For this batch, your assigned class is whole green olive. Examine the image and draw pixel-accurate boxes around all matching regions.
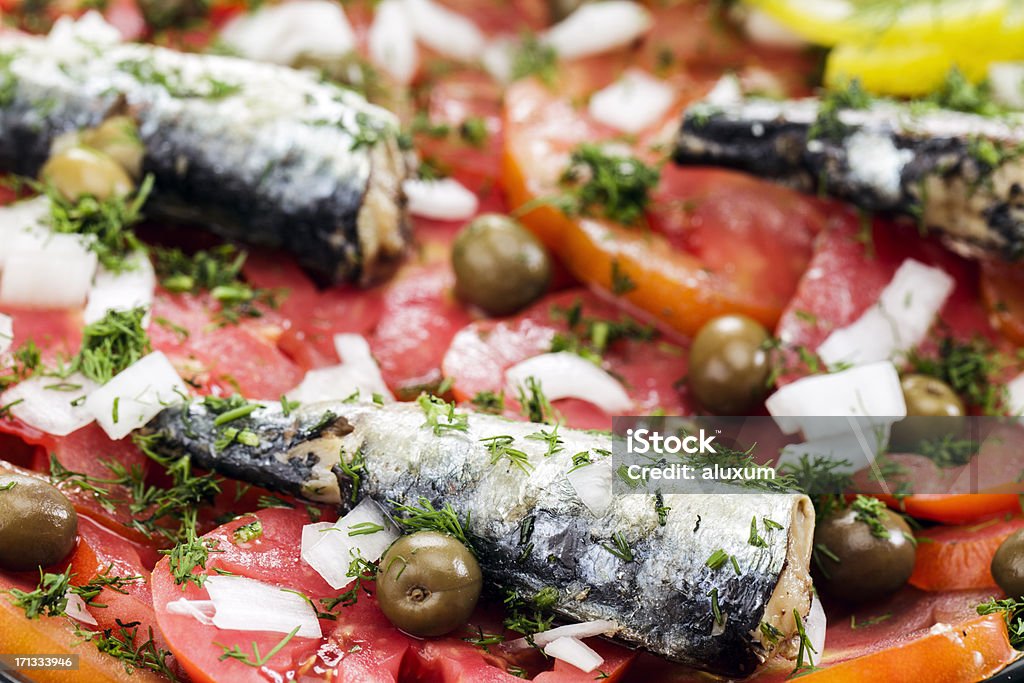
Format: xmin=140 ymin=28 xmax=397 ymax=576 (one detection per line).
xmin=992 ymin=529 xmax=1024 ymax=598
xmin=813 ymin=503 xmax=915 ymax=603
xmin=452 ymin=214 xmax=552 ymax=316
xmin=0 ymin=473 xmax=78 ymax=571
xmin=80 ymin=116 xmax=145 ymax=179
xmin=687 ymin=314 xmax=771 ymax=415
xmin=376 ymin=531 xmax=482 ymax=637
xmin=41 ymin=146 xmax=135 ymax=202
xmin=889 ymin=374 xmax=966 ymax=452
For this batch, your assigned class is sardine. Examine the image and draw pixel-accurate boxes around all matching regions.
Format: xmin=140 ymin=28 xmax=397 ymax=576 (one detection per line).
xmin=0 ymin=18 xmax=411 ymax=284
xmin=144 ymin=399 xmax=815 ymax=677
xmin=674 ymin=97 xmax=1024 ymax=260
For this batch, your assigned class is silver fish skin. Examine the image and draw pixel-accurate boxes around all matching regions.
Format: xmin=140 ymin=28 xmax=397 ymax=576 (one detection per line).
xmin=0 ymin=23 xmax=411 ymax=284
xmin=675 ymin=98 xmax=1024 ymax=261
xmin=144 ymin=400 xmax=815 ymax=678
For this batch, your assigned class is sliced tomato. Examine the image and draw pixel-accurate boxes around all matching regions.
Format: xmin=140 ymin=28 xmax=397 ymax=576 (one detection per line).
xmin=370 ymin=264 xmax=473 ymax=399
xmin=1 ymin=307 xmax=82 ymax=362
xmin=911 ymin=516 xmax=1024 ymax=592
xmin=883 ymin=495 xmax=1024 ymax=525
xmin=502 ymin=80 xmax=823 ymax=337
xmin=981 ymin=260 xmax=1024 ymax=346
xmin=442 ymin=289 xmax=691 ymax=429
xmin=152 ymin=508 xmax=418 ymax=683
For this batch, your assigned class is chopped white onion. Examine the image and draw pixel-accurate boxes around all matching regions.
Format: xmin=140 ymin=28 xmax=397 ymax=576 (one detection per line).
xmin=817 ymin=259 xmax=954 ymax=368
xmin=204 ymin=576 xmax=322 ymax=638
xmin=0 ymin=313 xmax=12 ymax=355
xmin=776 ymin=423 xmax=891 ymax=475
xmin=403 ymin=0 xmax=485 ymax=61
xmin=85 ymin=352 xmax=188 ymax=440
xmin=369 ymin=0 xmax=418 ymax=84
xmin=220 ymin=0 xmax=355 ymax=65
xmin=704 ymin=74 xmax=743 ymax=107
xmin=566 ymin=455 xmax=613 ymax=517
xmin=542 ymin=2 xmax=652 ymax=60
xmin=48 ymin=10 xmax=122 ymax=48
xmin=403 ymin=178 xmax=479 ymax=221
xmin=64 ymin=592 xmax=98 ymax=626
xmin=286 ymin=334 xmax=392 ymax=403
xmin=301 ymin=499 xmax=399 ymax=590
xmin=765 ymin=361 xmax=906 ymax=440
xmin=165 ymin=598 xmax=215 ymax=626
xmin=588 ymin=69 xmax=674 ymax=134
xmin=84 ymin=252 xmax=156 ymax=325
xmin=0 ymin=197 xmax=51 ymax=268
xmin=803 ymin=594 xmax=827 ymax=666
xmin=3 ymin=372 xmax=98 ymax=436
xmin=505 ymin=620 xmax=618 ymax=652
xmin=0 ymin=233 xmax=97 ymax=309
xmin=742 ymin=8 xmax=806 ymax=48
xmin=1009 ymin=372 xmax=1024 ymax=416
xmin=988 ymin=63 xmax=1024 ymax=110
xmin=543 ymin=636 xmax=604 ymax=673
xmin=481 ymin=36 xmax=516 ymax=83
xmin=505 ymin=352 xmax=633 ymax=415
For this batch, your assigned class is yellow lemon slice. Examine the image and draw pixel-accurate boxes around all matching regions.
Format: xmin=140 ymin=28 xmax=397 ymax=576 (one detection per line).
xmin=749 ymin=0 xmax=1008 ymax=48
xmin=824 ymin=42 xmax=991 ymax=96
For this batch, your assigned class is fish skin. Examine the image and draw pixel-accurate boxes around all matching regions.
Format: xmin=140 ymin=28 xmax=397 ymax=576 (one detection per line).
xmin=144 ymin=400 xmax=814 ymax=677
xmin=0 ymin=28 xmax=411 ymax=284
xmin=675 ymin=98 xmax=1024 ymax=261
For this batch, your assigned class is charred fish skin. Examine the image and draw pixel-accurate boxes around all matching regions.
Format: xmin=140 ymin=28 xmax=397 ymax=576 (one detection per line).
xmin=146 ymin=400 xmax=814 ymax=678
xmin=675 ymin=99 xmax=1024 ymax=261
xmin=0 ymin=19 xmax=411 ymax=284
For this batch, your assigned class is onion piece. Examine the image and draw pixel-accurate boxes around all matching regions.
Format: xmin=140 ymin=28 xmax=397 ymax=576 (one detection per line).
xmin=369 ymin=0 xmax=418 ymax=84
xmin=776 ymin=424 xmax=891 ymax=475
xmin=0 ymin=313 xmax=12 ymax=355
xmin=1008 ymin=372 xmax=1024 ymax=416
xmin=742 ymin=8 xmax=806 ymax=48
xmin=84 ymin=252 xmax=155 ymax=325
xmin=204 ymin=576 xmax=322 ymax=638
xmin=48 ymin=10 xmax=122 ymax=48
xmin=403 ymin=0 xmax=485 ymax=61
xmin=0 ymin=233 xmax=97 ymax=309
xmin=3 ymin=372 xmax=98 ymax=436
xmin=403 ymin=178 xmax=479 ymax=221
xmin=989 ymin=63 xmax=1024 ymax=109
xmin=0 ymin=197 xmax=51 ymax=269
xmin=542 ymin=2 xmax=652 ymax=60
xmin=765 ymin=361 xmax=906 ymax=440
xmin=481 ymin=36 xmax=516 ymax=83
xmin=286 ymin=334 xmax=392 ymax=403
xmin=803 ymin=593 xmax=827 ymax=666
xmin=220 ymin=0 xmax=355 ymax=65
xmin=588 ymin=69 xmax=674 ymax=134
xmin=505 ymin=620 xmax=618 ymax=652
xmin=64 ymin=592 xmax=98 ymax=626
xmin=704 ymin=74 xmax=743 ymax=107
xmin=566 ymin=455 xmax=613 ymax=517
xmin=505 ymin=352 xmax=633 ymax=415
xmin=165 ymin=598 xmax=215 ymax=626
xmin=85 ymin=351 xmax=188 ymax=440
xmin=817 ymin=259 xmax=955 ymax=368
xmin=543 ymin=636 xmax=604 ymax=673
xmin=301 ymin=499 xmax=399 ymax=590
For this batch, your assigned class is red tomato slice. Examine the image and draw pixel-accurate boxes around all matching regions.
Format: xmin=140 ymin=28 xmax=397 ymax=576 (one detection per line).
xmin=882 ymin=495 xmax=1024 ymax=526
xmin=1 ymin=307 xmax=82 ymax=362
xmin=981 ymin=260 xmax=1024 ymax=346
xmin=152 ymin=508 xmax=418 ymax=683
xmin=911 ymin=516 xmax=1024 ymax=591
xmin=370 ymin=264 xmax=472 ymax=399
xmin=442 ymin=289 xmax=691 ymax=429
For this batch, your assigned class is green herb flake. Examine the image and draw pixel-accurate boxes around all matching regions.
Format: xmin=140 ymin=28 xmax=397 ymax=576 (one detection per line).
xmin=232 ymin=519 xmax=263 ymax=544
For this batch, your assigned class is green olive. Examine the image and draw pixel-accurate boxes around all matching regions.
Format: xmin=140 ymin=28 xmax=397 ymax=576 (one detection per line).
xmin=80 ymin=116 xmax=145 ymax=179
xmin=452 ymin=214 xmax=552 ymax=316
xmin=376 ymin=531 xmax=482 ymax=637
xmin=687 ymin=314 xmax=771 ymax=415
xmin=992 ymin=529 xmax=1024 ymax=598
xmin=0 ymin=474 xmax=78 ymax=571
xmin=813 ymin=506 xmax=915 ymax=603
xmin=41 ymin=146 xmax=135 ymax=202
xmin=889 ymin=374 xmax=966 ymax=452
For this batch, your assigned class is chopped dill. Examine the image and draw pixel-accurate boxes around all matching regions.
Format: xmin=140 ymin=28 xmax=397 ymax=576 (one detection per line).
xmin=390 ymin=496 xmax=474 ymax=552
xmin=417 ymin=393 xmax=469 ymax=435
xmin=558 ymin=143 xmax=661 ymax=226
xmin=480 ymin=435 xmax=533 ymax=474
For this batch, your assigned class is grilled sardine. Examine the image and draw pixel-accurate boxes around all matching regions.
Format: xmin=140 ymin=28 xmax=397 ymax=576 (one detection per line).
xmin=0 ymin=16 xmax=411 ymax=284
xmin=675 ymin=97 xmax=1024 ymax=260
xmin=144 ymin=399 xmax=815 ymax=677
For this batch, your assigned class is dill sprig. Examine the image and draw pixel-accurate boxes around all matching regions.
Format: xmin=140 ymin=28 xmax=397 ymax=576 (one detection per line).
xmin=550 ymin=301 xmax=655 ymax=363
xmin=850 ymin=495 xmax=891 ymax=539
xmin=6 ymin=567 xmax=72 ymax=619
xmin=417 ymin=394 xmax=469 ymax=435
xmin=510 ymin=33 xmax=558 ymax=85
xmin=906 ymin=335 xmax=1006 ymax=415
xmin=158 ymin=510 xmax=221 ymax=588
xmin=558 ymin=143 xmax=661 ymax=226
xmin=779 ymin=453 xmax=852 ymax=517
xmin=516 ymin=376 xmax=560 ymax=425
xmin=503 ymin=587 xmax=557 ymax=635
xmin=479 ymin=435 xmax=533 ymax=474
xmin=215 ymin=626 xmax=299 ymax=668
xmin=73 ymin=307 xmax=151 ymax=384
xmin=599 ymin=531 xmax=634 ymax=562
xmin=470 ymin=390 xmax=505 ymax=414
xmin=73 ymin=620 xmax=179 ymax=679
xmin=390 ymin=497 xmax=474 ymax=552
xmin=525 ymin=426 xmax=564 ymax=458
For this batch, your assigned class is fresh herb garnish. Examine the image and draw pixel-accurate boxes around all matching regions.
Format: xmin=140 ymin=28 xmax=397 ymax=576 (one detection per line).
xmin=558 ymin=143 xmax=661 ymax=226
xmin=654 ymin=492 xmax=670 ymax=526
xmin=502 ymin=587 xmax=556 ymax=635
xmin=390 ymin=497 xmax=473 ymax=552
xmin=708 ymin=586 xmax=724 ymax=626
xmin=73 ymin=306 xmax=151 ymax=384
xmin=417 ymin=393 xmax=469 ymax=435
xmin=906 ymin=335 xmax=1006 ymax=415
xmin=918 ymin=434 xmax=979 ymax=468
xmin=516 ymin=376 xmax=560 ymax=425
xmin=215 ymin=626 xmax=300 ymax=668
xmin=6 ymin=567 xmax=72 ymax=618
xmin=779 ymin=453 xmax=853 ymax=516
xmin=809 ymin=79 xmax=871 ymax=141
xmin=792 ymin=609 xmax=818 ymax=674
xmin=705 ymin=548 xmax=729 ymax=570
xmin=510 ymin=33 xmax=558 ymax=85
xmin=480 ymin=435 xmax=533 ymax=473
xmin=600 ymin=531 xmax=634 ymax=562
xmin=73 ymin=619 xmax=179 ymax=679
xmin=525 ymin=426 xmax=564 ymax=458
xmin=159 ymin=512 xmax=221 ymax=588
xmin=470 ymin=390 xmax=505 ymax=414
xmin=118 ymin=57 xmax=241 ymax=100
xmin=550 ymin=301 xmax=655 ymax=363
xmin=850 ymin=495 xmax=891 ymax=539
xmin=232 ymin=519 xmax=263 ymax=544
xmin=748 ymin=516 xmax=768 ymax=548
xmin=338 ymin=447 xmax=366 ymax=504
